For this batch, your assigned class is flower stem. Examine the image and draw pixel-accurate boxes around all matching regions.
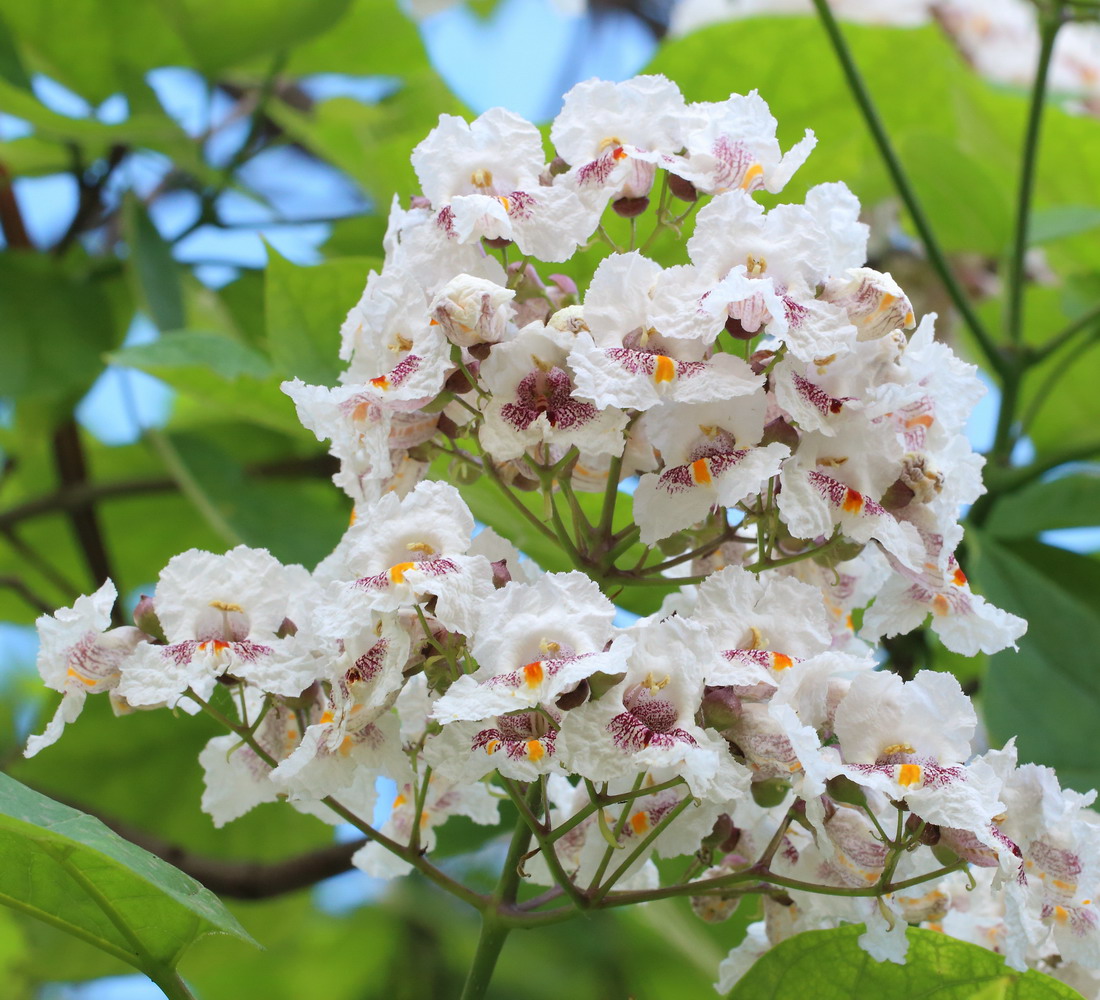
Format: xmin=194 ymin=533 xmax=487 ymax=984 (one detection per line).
xmin=809 ymin=0 xmax=1001 ymax=374
xmin=1005 ymin=3 xmax=1063 ymax=348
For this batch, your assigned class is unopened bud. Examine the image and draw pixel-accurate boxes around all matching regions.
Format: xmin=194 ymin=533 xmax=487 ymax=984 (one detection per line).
xmin=410 ymin=195 xmax=431 ymax=210
xmin=668 ymin=172 xmax=698 ymax=202
xmin=880 ymin=478 xmax=916 ymax=511
xmin=612 ymin=196 xmax=649 ymax=218
xmin=444 ymin=364 xmax=478 ymax=395
xmin=276 ymin=617 xmax=298 ymax=638
xmin=468 ymin=342 xmax=494 ymax=361
xmin=490 ymin=558 xmax=512 ymax=589
xmin=436 ymin=413 xmax=460 ymax=440
xmin=750 ymin=777 xmax=790 ymax=808
xmin=449 ymin=458 xmax=481 ymax=487
xmin=555 ymin=679 xmax=590 ymax=711
xmin=701 ymin=686 xmax=742 ymax=731
xmin=587 ymin=670 xmax=626 ymax=701
xmin=825 ymin=774 xmax=868 ymax=808
xmin=484 ymin=236 xmax=512 ymax=250
xmin=132 ymin=595 xmax=166 ymax=643
xmin=548 ymin=155 xmax=570 ymax=177
xmin=760 ymin=417 xmax=800 ymax=451
xmin=691 ymin=892 xmax=740 ymax=924
xmin=748 ymin=349 xmax=774 ymax=374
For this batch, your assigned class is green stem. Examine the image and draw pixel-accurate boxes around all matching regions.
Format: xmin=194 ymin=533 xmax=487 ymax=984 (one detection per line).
xmin=460 ymin=784 xmax=542 ymax=1000
xmin=1006 ymin=4 xmax=1064 ymax=348
xmin=503 ymin=780 xmax=587 ymax=909
xmin=809 ymin=0 xmax=1001 ymax=374
xmin=1031 ymin=300 xmax=1100 ymax=364
xmin=592 ymin=793 xmax=695 ymax=903
xmin=458 ymin=916 xmax=511 ymax=1000
xmin=477 ymin=445 xmax=560 ymax=546
xmin=184 ymin=689 xmax=487 ymax=911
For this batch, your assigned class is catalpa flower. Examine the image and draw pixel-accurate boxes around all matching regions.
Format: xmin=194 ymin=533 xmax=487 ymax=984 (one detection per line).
xmin=559 ymin=616 xmax=749 ymax=803
xmin=478 ymin=321 xmax=628 ymax=462
xmin=432 ymin=572 xmax=623 ymax=723
xmin=335 ymin=480 xmax=493 ymax=635
xmin=568 ymin=252 xmax=762 ymax=412
xmin=118 ymin=546 xmax=318 ymax=709
xmin=25 ymin=580 xmax=145 ymax=758
xmin=412 ymin=107 xmax=599 ymax=261
xmin=665 ymin=90 xmax=816 ymax=196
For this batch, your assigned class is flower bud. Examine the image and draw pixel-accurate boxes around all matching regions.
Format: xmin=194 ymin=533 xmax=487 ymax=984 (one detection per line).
xmin=750 ymin=777 xmax=790 ymax=808
xmin=760 ymin=417 xmax=800 ymax=452
xmin=490 ymin=558 xmax=512 ymax=589
xmin=725 ymin=315 xmax=755 ymax=341
xmin=132 ymin=595 xmax=166 ymax=643
xmin=484 ymin=236 xmax=513 ymax=249
xmin=612 ymin=196 xmax=649 ymax=218
xmin=444 ymin=364 xmax=479 ymax=395
xmin=555 ymin=679 xmax=590 ymax=711
xmin=701 ymin=685 xmax=742 ymax=731
xmin=668 ymin=172 xmax=698 ymax=202
xmin=825 ymin=774 xmax=868 ymax=808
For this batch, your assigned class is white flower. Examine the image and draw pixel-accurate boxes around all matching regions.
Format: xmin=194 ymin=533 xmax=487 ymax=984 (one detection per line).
xmin=25 ymin=580 xmax=145 ymax=757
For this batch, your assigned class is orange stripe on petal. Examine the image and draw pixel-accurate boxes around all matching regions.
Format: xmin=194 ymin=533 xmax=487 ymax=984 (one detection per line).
xmin=771 ymin=653 xmax=793 ymax=671
xmin=526 ymin=740 xmax=545 ymax=762
xmin=740 ymin=163 xmax=764 ymax=190
xmin=691 ymin=458 xmax=712 ymax=484
xmin=522 ymin=661 xmax=544 ymax=687
xmin=630 ymin=812 xmax=649 ymax=834
xmin=370 ymin=375 xmax=390 ymax=389
xmin=388 ymin=561 xmax=415 ymax=584
xmin=897 ymin=763 xmax=922 ymax=787
xmin=952 ymin=567 xmax=967 ymax=586
xmin=66 ymin=667 xmax=99 ymax=687
xmin=653 ymin=355 xmax=676 ymax=383
xmin=842 ymin=488 xmax=863 ymax=513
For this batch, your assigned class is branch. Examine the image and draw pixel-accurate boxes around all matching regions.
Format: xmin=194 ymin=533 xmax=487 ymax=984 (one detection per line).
xmin=0 ymin=455 xmax=337 ymax=533
xmin=51 ymin=420 xmax=118 ymax=599
xmin=0 ymin=161 xmax=32 ymax=250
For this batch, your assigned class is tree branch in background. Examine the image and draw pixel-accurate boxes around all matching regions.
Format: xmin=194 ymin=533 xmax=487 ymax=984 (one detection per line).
xmin=50 ymin=420 xmax=118 ymax=599
xmin=0 ymin=162 xmax=32 ymax=250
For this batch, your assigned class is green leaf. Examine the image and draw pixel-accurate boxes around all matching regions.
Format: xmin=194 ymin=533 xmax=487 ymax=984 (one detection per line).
xmin=1029 ymin=206 xmax=1100 ymax=245
xmin=726 ymin=924 xmax=1082 ymax=999
xmin=971 ymin=534 xmax=1100 ymax=793
xmin=986 ymin=470 xmax=1100 ymax=538
xmin=0 ymin=12 xmax=30 ymax=90
xmin=0 ymin=773 xmax=256 ymax=975
xmin=264 ymin=252 xmax=379 ymax=385
xmin=123 ymin=196 xmax=185 ymax=332
xmin=0 ymin=254 xmax=118 ymax=401
xmin=283 ymin=0 xmax=426 ymax=78
xmin=268 ymin=72 xmax=467 ymax=205
xmin=153 ymin=0 xmax=353 ymax=75
xmin=110 ymin=330 xmax=272 ymax=381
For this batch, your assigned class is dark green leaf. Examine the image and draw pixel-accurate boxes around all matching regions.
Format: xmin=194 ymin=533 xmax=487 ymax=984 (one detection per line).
xmin=986 ymin=471 xmax=1100 ymax=538
xmin=971 ymin=534 xmax=1100 ymax=793
xmin=0 ymin=773 xmax=256 ymax=970
xmin=123 ymin=196 xmax=185 ymax=332
xmin=0 ymin=254 xmax=118 ymax=401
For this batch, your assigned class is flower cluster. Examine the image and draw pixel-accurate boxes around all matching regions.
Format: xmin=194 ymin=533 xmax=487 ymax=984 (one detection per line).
xmin=26 ymin=75 xmax=1094 ymax=994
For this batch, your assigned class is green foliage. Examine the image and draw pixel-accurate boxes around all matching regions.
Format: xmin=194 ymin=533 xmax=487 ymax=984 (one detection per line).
xmin=725 ymin=925 xmax=1082 ymax=999
xmin=0 ymin=772 xmax=256 ymax=977
xmin=972 ymin=534 xmax=1100 ymax=793
xmin=264 ymin=252 xmax=380 ymax=384
xmin=985 ymin=472 xmax=1100 ymax=538
xmin=0 ymin=254 xmax=120 ymax=402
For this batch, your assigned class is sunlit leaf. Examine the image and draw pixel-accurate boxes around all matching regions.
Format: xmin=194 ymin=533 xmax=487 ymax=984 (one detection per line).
xmin=727 ymin=924 xmax=1082 ymax=999
xmin=0 ymin=773 xmax=256 ymax=972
